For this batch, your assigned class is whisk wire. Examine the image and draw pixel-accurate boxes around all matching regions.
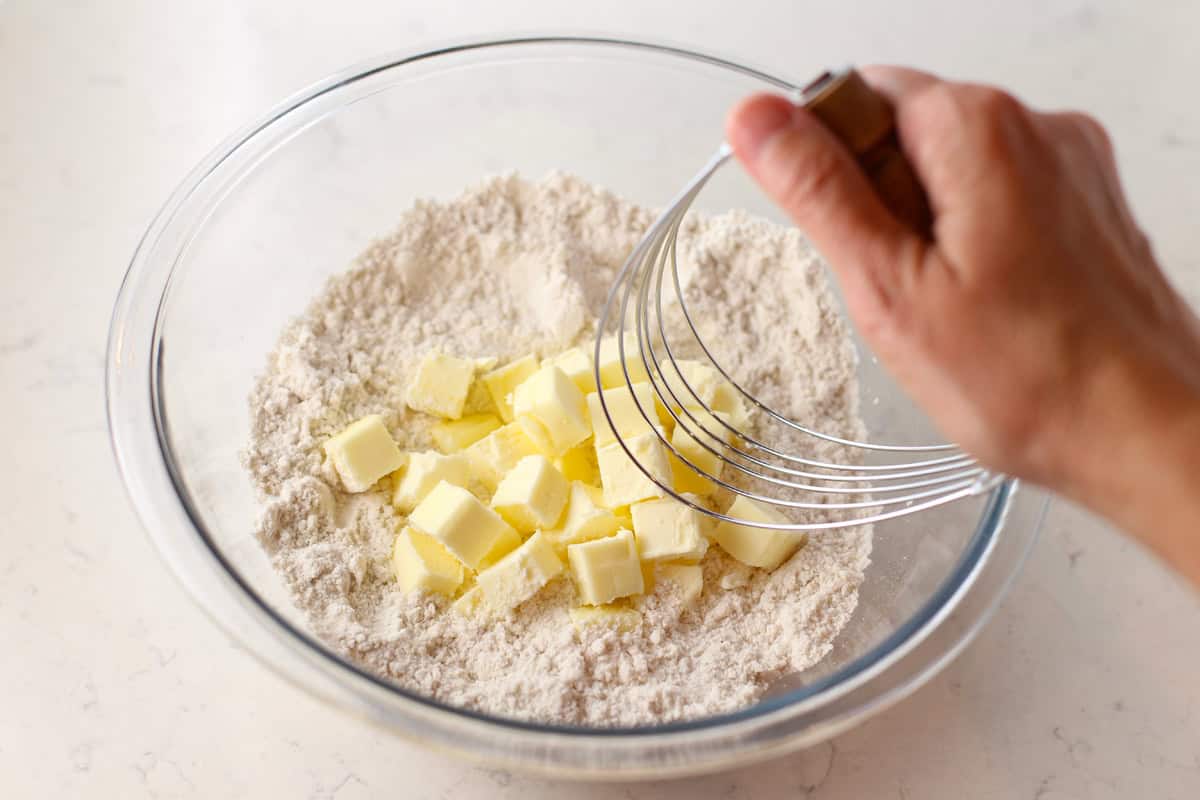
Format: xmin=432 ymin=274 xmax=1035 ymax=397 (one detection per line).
xmin=595 ymin=114 xmax=1007 ymax=531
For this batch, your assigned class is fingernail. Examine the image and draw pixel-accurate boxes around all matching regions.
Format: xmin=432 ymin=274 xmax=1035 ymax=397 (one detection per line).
xmin=730 ymin=97 xmax=795 ymax=162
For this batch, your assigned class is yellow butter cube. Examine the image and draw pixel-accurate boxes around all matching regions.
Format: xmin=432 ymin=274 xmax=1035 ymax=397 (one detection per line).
xmin=555 ymin=442 xmax=599 ymax=486
xmin=596 ymin=428 xmax=671 ymax=508
xmin=597 ymin=334 xmax=650 ymax=389
xmin=461 ymin=376 xmax=498 ymax=416
xmin=392 ymin=451 xmax=471 ymax=513
xmin=669 ymin=454 xmax=709 ymax=496
xmin=545 ymin=346 xmax=596 ymax=394
xmin=476 ymin=525 xmax=522 ymax=571
xmin=713 ymin=496 xmax=807 ymax=570
xmin=392 ymin=527 xmax=465 ymax=596
xmin=711 ymin=381 xmax=751 ymax=429
xmin=568 ymin=529 xmax=645 ymax=605
xmin=659 ymin=359 xmax=720 ymax=409
xmin=322 ymin=415 xmax=405 ymax=493
xmin=491 ymin=454 xmax=569 ymax=533
xmin=454 ymin=586 xmax=481 ymax=613
xmin=409 ymin=481 xmax=517 ymax=570
xmin=476 ymin=531 xmax=564 ymax=611
xmin=464 ymin=422 xmax=542 ymax=490
xmin=482 ymin=354 xmax=539 ymax=423
xmin=640 ymin=560 xmax=656 ymax=593
xmin=568 ymin=604 xmax=641 ymax=633
xmin=669 ymin=410 xmax=733 ymax=495
xmin=430 ymin=413 xmax=501 ymax=453
xmin=580 ymin=482 xmax=607 ymax=507
xmin=659 ymin=358 xmax=750 ymax=429
xmin=451 ymin=585 xmax=488 ymax=618
xmin=512 ymin=365 xmax=591 ymax=456
xmin=406 ymin=352 xmax=476 ymax=419
xmin=630 ymin=497 xmax=709 ymax=561
xmin=545 ymin=482 xmax=624 ymax=556
xmin=587 ymin=382 xmax=665 ymax=448
xmin=660 ymin=358 xmax=744 ymax=410
xmin=615 ymin=510 xmax=635 ymax=541
xmin=656 ymin=563 xmax=703 ymax=605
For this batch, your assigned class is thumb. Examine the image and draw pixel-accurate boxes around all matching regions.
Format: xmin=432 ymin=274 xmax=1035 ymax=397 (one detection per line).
xmin=726 ymin=93 xmax=922 ymax=306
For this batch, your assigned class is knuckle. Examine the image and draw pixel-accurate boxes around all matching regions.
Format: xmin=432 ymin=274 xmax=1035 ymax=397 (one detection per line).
xmin=856 ymin=290 xmax=910 ymax=360
xmin=907 ymin=82 xmax=962 ymax=127
xmin=860 ymin=243 xmax=928 ymax=342
xmin=905 ymin=83 xmax=1028 ymax=162
xmin=907 ymin=83 xmax=1026 ymax=130
xmin=970 ymin=86 xmax=1024 ymax=121
xmin=853 ymin=301 xmax=894 ymax=344
xmin=965 ymin=88 xmax=1030 ymax=160
xmin=1070 ymin=111 xmax=1114 ymax=153
xmin=1067 ymin=110 xmax=1104 ymax=136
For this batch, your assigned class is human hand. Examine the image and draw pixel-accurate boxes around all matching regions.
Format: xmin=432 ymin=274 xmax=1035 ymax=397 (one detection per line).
xmin=726 ymin=66 xmax=1200 ymax=582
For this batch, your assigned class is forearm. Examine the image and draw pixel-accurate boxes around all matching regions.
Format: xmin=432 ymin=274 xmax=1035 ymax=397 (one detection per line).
xmin=1106 ymin=412 xmax=1200 ymax=586
xmin=1060 ymin=349 xmax=1200 ymax=586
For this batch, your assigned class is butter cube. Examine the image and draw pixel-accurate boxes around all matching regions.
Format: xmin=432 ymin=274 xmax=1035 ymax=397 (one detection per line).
xmin=597 ymin=334 xmax=650 ymax=389
xmin=512 ymin=365 xmax=591 ymax=456
xmin=409 ymin=481 xmax=517 ymax=570
xmin=640 ymin=560 xmax=656 ymax=593
xmin=568 ymin=529 xmax=644 ymax=605
xmin=545 ymin=347 xmax=596 ymax=394
xmin=476 ymin=531 xmax=564 ymax=611
xmin=630 ymin=497 xmax=709 ymax=562
xmin=555 ymin=442 xmax=599 ymax=486
xmin=545 ymin=482 xmax=624 ymax=555
xmin=587 ymin=382 xmax=664 ymax=448
xmin=659 ymin=358 xmax=750 ymax=429
xmin=669 ymin=410 xmax=733 ymax=495
xmin=476 ymin=525 xmax=522 ymax=571
xmin=430 ymin=413 xmax=501 ymax=453
xmin=406 ymin=352 xmax=475 ymax=419
xmin=668 ymin=454 xmax=709 ymax=496
xmin=616 ymin=510 xmax=635 ymax=539
xmin=482 ymin=354 xmax=539 ymax=423
xmin=464 ymin=423 xmax=542 ymax=490
xmin=392 ymin=451 xmax=471 ymax=513
xmin=452 ymin=585 xmax=486 ymax=617
xmin=462 ymin=375 xmax=498 ymax=416
xmin=711 ymin=381 xmax=751 ymax=429
xmin=392 ymin=527 xmax=465 ymax=596
xmin=569 ymin=605 xmax=641 ymax=633
xmin=580 ymin=482 xmax=606 ymax=507
xmin=491 ymin=455 xmax=569 ymax=533
xmin=656 ymin=563 xmax=703 ymax=605
xmin=323 ymin=415 xmax=405 ymax=493
xmin=659 ymin=359 xmax=720 ymax=409
xmin=713 ymin=496 xmax=807 ymax=570
xmin=596 ymin=428 xmax=671 ymax=508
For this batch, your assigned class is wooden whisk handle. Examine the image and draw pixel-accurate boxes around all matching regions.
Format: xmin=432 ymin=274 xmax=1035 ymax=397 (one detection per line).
xmin=801 ymin=68 xmax=934 ymax=236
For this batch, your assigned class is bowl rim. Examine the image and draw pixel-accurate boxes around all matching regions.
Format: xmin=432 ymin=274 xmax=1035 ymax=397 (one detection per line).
xmin=106 ymin=34 xmax=1045 ymax=771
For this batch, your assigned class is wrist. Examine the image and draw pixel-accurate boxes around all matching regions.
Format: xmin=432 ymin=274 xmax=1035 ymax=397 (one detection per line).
xmin=1061 ymin=341 xmax=1200 ymax=583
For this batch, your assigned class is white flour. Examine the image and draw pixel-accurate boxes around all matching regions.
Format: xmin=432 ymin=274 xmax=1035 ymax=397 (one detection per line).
xmin=243 ymin=173 xmax=871 ymax=726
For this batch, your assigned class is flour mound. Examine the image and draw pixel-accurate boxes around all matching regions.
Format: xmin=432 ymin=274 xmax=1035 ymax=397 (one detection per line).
xmin=244 ymin=173 xmax=871 ymax=726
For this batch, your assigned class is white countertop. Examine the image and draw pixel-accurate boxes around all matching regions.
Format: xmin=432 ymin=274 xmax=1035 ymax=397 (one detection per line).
xmin=3 ymin=1 xmax=1199 ymax=796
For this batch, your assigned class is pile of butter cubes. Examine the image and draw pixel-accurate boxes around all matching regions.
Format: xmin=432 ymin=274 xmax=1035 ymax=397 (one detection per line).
xmin=320 ymin=341 xmax=807 ymax=629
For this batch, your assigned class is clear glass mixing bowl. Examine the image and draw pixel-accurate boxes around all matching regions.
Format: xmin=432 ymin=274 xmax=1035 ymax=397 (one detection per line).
xmin=106 ymin=37 xmax=1047 ymax=778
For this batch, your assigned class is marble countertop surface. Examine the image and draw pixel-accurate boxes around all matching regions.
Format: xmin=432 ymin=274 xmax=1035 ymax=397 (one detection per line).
xmin=3 ymin=0 xmax=1198 ymax=796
